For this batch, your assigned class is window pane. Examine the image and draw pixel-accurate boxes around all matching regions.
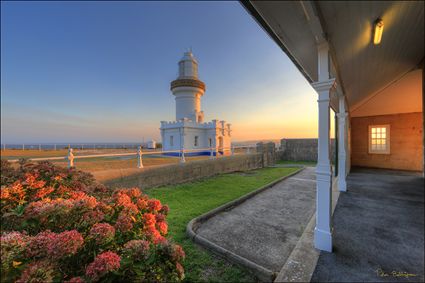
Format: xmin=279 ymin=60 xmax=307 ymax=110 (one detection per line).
xmin=372 ymin=139 xmax=376 ymax=145
xmin=372 ymin=128 xmax=376 ymax=133
xmin=372 ymin=133 xmax=376 ymax=138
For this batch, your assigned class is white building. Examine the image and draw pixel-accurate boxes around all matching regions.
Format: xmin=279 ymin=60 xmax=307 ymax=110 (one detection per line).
xmin=146 ymin=140 xmax=156 ymax=149
xmin=160 ymin=51 xmax=232 ymax=156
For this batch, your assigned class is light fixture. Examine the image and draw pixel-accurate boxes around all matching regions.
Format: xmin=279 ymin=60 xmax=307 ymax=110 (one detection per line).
xmin=373 ymin=18 xmax=384 ymax=45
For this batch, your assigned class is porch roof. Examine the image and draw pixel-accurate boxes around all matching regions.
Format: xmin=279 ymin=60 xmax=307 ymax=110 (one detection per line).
xmin=241 ymin=1 xmax=424 ymax=111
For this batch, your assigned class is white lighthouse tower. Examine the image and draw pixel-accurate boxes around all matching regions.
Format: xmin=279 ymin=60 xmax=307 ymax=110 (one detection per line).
xmin=160 ymin=51 xmax=232 ymax=156
xmin=172 ymin=51 xmax=206 ymax=123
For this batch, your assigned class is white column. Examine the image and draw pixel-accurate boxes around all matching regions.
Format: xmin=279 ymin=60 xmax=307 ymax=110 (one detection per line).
xmin=337 ymin=95 xmax=348 ymax=192
xmin=67 ymin=148 xmax=74 ymax=168
xmin=180 ymin=149 xmax=186 ymax=163
xmin=312 ymin=79 xmax=336 ymax=252
xmin=137 ymin=146 xmax=143 ymax=169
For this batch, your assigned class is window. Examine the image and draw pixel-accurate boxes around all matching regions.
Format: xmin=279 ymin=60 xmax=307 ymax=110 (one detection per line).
xmin=208 ymin=138 xmax=212 ymax=147
xmin=368 ymin=125 xmax=390 ymax=154
xmin=170 ymin=136 xmax=174 ymax=146
xmin=194 ymin=136 xmax=198 ymax=147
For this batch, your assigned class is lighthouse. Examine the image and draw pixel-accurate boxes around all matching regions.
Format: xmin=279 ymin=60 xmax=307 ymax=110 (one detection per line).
xmin=171 ymin=51 xmax=206 ymax=122
xmin=160 ymin=51 xmax=232 ymax=156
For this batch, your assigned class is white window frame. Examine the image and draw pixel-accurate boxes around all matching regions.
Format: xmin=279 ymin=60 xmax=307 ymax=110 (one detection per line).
xmin=368 ymin=125 xmax=390 ymax=154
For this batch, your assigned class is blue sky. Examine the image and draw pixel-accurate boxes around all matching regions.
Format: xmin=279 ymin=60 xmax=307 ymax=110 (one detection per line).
xmin=1 ymin=1 xmax=318 ymax=143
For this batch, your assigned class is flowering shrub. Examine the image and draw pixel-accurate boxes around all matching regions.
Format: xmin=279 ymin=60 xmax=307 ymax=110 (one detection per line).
xmin=1 ymin=160 xmax=185 ymax=282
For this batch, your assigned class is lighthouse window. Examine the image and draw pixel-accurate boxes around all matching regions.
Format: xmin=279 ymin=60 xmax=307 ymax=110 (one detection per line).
xmin=170 ymin=136 xmax=174 ymax=146
xmin=194 ymin=136 xmax=199 ymax=147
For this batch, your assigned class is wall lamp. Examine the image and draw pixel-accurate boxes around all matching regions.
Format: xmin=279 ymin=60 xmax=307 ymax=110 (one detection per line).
xmin=373 ymin=18 xmax=384 ymax=45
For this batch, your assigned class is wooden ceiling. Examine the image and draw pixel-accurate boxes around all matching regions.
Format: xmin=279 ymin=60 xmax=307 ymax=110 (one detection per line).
xmin=242 ymin=1 xmax=424 ymax=109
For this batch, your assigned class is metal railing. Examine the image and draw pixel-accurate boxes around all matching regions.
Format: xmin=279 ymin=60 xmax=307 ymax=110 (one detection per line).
xmin=1 ymin=143 xmax=149 ymax=151
xmin=6 ymin=145 xmax=258 ymax=169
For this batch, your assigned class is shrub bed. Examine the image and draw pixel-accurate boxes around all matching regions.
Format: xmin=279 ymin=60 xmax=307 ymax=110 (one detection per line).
xmin=0 ymin=160 xmax=185 ymax=282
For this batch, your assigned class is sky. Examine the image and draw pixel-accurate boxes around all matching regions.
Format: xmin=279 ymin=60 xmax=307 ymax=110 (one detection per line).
xmin=1 ymin=1 xmax=321 ymax=144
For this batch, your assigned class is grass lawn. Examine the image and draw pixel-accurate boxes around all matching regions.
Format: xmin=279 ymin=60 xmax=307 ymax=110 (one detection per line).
xmin=276 ymin=160 xmax=317 ymax=166
xmin=145 ymin=167 xmax=299 ymax=282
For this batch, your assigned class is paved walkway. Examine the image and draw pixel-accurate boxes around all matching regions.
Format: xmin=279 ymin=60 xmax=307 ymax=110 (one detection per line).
xmin=196 ymin=167 xmax=317 ymax=275
xmin=311 ymin=168 xmax=424 ymax=282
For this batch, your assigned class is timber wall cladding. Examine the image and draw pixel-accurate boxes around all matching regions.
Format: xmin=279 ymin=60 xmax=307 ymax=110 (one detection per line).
xmin=350 ymin=112 xmax=423 ymax=171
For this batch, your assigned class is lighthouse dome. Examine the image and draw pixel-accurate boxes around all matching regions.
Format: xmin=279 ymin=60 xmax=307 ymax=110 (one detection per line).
xmin=180 ymin=51 xmax=198 ymax=64
xmin=178 ymin=51 xmax=199 ymax=78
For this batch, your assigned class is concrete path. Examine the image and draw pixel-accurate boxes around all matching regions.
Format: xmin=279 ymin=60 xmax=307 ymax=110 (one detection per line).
xmin=195 ymin=167 xmax=317 ymax=278
xmin=311 ymin=168 xmax=424 ymax=282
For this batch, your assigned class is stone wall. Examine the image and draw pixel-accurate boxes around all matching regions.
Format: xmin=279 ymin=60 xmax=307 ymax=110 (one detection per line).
xmin=93 ymin=142 xmax=276 ymax=189
xmin=279 ymin=138 xmax=335 ymax=163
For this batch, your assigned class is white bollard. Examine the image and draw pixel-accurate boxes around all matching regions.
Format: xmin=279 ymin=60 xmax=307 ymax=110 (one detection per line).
xmin=22 ymin=144 xmax=25 ymax=151
xmin=137 ymin=146 xmax=144 ymax=168
xmin=180 ymin=149 xmax=186 ymax=163
xmin=67 ymin=148 xmax=75 ymax=168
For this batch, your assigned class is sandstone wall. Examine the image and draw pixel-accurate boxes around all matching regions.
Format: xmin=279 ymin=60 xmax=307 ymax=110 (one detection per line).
xmin=93 ymin=142 xmax=276 ymax=189
xmin=279 ymin=138 xmax=335 ymax=163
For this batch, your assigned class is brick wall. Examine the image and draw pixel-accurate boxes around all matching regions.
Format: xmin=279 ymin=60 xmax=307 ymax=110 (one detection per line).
xmin=351 ymin=112 xmax=423 ymax=171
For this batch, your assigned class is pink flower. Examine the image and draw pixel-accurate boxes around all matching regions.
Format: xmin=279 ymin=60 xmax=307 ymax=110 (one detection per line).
xmin=27 ymin=230 xmax=84 ymax=259
xmin=144 ymin=225 xmax=165 ymax=244
xmin=157 ymin=221 xmax=168 ymax=235
xmin=127 ymin=188 xmax=142 ymax=198
xmin=47 ymin=230 xmax=84 ymax=259
xmin=115 ymin=191 xmax=138 ymax=212
xmin=172 ymin=244 xmax=186 ymax=262
xmin=16 ymin=260 xmax=55 ymax=283
xmin=85 ymin=251 xmax=121 ymax=281
xmin=27 ymin=230 xmax=56 ymax=258
xmin=32 ymin=186 xmax=55 ymax=200
xmin=1 ymin=231 xmax=29 ymax=271
xmin=65 ymin=277 xmax=85 ymax=283
xmin=147 ymin=199 xmax=162 ymax=212
xmin=143 ymin=213 xmax=156 ymax=227
xmin=24 ymin=173 xmax=46 ymax=189
xmin=89 ymin=223 xmax=115 ymax=245
xmin=82 ymin=210 xmax=105 ymax=225
xmin=123 ymin=240 xmax=150 ymax=260
xmin=176 ymin=262 xmax=185 ymax=280
xmin=136 ymin=198 xmax=147 ymax=210
xmin=159 ymin=205 xmax=169 ymax=215
xmin=114 ymin=211 xmax=134 ymax=232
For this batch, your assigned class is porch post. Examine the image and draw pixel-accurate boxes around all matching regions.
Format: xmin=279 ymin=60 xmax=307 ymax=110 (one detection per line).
xmin=312 ymin=79 xmax=335 ymax=252
xmin=337 ymin=95 xmax=348 ymax=192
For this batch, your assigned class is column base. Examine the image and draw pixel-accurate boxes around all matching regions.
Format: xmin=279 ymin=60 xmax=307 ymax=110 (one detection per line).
xmin=338 ymin=177 xmax=347 ymax=192
xmin=314 ymin=227 xmax=332 ymax=252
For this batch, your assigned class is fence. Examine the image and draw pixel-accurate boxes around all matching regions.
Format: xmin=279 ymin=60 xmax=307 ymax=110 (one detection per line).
xmin=95 ymin=142 xmax=277 ymax=189
xmin=6 ymin=145 xmax=260 ymax=170
xmin=1 ymin=143 xmax=147 ymax=151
